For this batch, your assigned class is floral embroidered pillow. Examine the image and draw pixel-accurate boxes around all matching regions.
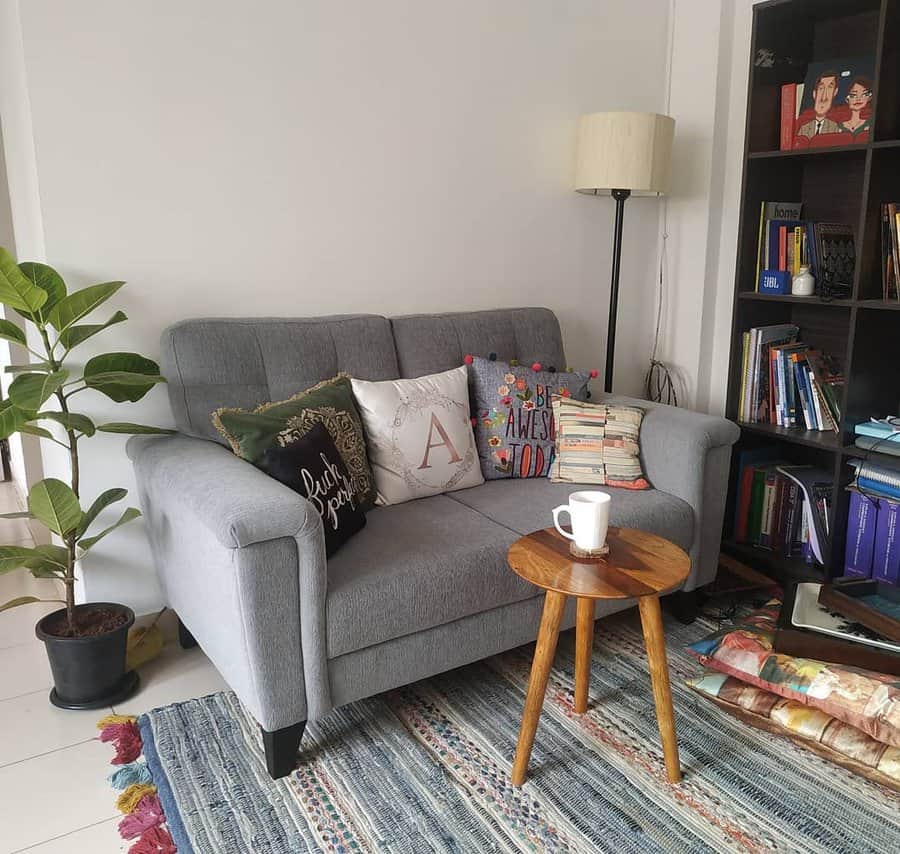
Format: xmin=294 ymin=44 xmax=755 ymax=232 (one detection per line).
xmin=467 ymin=356 xmax=590 ymax=479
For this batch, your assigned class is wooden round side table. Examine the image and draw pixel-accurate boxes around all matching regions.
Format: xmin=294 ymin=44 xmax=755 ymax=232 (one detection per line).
xmin=507 ymin=526 xmax=691 ymax=786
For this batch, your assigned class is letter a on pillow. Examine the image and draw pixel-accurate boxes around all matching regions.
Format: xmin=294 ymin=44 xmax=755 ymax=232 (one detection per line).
xmin=351 ymin=366 xmax=484 ymax=505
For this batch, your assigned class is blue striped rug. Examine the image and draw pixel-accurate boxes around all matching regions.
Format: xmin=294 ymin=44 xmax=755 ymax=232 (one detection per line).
xmin=129 ymin=608 xmax=900 ymax=853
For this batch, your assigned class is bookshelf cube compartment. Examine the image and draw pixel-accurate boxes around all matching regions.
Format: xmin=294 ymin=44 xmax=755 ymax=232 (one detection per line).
xmin=728 ymin=298 xmax=851 ymax=429
xmin=748 ymin=0 xmax=881 ymax=154
xmin=856 ymin=146 xmax=900 ymax=300
xmin=845 ymin=308 xmax=900 ymax=427
xmin=738 ymin=152 xmax=865 ymax=295
xmin=723 ymin=435 xmax=838 ymax=581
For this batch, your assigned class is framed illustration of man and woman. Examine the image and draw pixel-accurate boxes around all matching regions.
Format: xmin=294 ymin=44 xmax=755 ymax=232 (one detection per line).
xmin=793 ymin=56 xmax=875 ymax=149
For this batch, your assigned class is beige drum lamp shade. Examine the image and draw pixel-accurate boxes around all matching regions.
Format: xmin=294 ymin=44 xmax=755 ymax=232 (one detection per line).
xmin=575 ymin=112 xmax=675 ymax=196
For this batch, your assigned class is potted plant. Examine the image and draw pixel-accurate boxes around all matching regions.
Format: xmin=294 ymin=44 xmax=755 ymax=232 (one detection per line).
xmin=0 ymin=248 xmax=172 ymax=708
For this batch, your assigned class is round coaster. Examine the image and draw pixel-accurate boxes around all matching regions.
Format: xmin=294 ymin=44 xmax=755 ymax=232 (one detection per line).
xmin=569 ymin=541 xmax=609 ymax=559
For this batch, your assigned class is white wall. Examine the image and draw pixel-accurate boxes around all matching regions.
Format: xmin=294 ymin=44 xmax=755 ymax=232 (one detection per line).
xmin=2 ymin=0 xmax=674 ymax=613
xmin=0 ymin=0 xmax=48 ymax=505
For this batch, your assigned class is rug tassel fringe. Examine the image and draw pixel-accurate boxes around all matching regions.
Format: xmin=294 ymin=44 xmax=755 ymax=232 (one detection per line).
xmin=99 ymin=720 xmax=143 ymax=764
xmin=119 ymin=793 xmax=166 ymax=839
xmin=128 ymin=825 xmax=177 ymax=854
xmin=98 ymin=713 xmax=176 ymax=852
xmin=97 ymin=713 xmax=138 ymax=728
xmin=109 ymin=761 xmax=153 ymax=789
xmin=117 ymin=783 xmax=158 ymax=814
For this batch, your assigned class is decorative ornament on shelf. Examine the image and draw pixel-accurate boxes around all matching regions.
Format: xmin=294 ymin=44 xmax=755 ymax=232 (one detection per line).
xmin=792 ymin=265 xmax=815 ymax=297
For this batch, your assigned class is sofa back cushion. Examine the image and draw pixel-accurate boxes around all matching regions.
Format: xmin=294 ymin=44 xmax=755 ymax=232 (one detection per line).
xmin=161 ymin=315 xmax=399 ymax=440
xmin=390 ymin=308 xmax=566 ymax=379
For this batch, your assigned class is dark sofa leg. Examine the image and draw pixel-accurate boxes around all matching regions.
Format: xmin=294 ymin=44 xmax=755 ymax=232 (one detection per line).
xmin=177 ymin=617 xmax=198 ymax=650
xmin=261 ymin=721 xmax=306 ymax=779
xmin=668 ymin=590 xmax=699 ymax=625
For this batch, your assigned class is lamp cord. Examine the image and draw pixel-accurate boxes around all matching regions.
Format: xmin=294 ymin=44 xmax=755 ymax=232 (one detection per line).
xmin=645 ymin=0 xmax=679 ymax=406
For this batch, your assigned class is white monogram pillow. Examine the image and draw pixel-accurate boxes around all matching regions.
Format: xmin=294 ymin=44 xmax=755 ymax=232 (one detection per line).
xmin=351 ymin=366 xmax=484 ymax=505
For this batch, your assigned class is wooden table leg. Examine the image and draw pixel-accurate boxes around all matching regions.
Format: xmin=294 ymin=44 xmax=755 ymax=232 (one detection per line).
xmin=511 ymin=590 xmax=566 ymax=786
xmin=637 ymin=594 xmax=682 ymax=783
xmin=574 ymin=597 xmax=595 ymax=714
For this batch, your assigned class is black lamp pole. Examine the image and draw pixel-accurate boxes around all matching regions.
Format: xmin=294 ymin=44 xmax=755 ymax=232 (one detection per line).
xmin=604 ymin=188 xmax=631 ymax=394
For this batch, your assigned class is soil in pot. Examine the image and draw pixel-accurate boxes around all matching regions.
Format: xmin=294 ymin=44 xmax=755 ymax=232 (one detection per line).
xmin=41 ymin=605 xmax=129 ymax=638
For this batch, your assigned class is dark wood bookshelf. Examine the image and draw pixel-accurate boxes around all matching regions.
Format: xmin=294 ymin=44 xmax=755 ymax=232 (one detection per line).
xmin=723 ymin=0 xmax=900 ymax=584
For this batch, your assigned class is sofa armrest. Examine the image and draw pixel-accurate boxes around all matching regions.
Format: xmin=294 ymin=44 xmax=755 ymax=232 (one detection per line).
xmin=126 ymin=434 xmax=321 ymax=549
xmin=127 ymin=434 xmax=330 ymax=730
xmin=601 ymin=395 xmax=740 ymax=590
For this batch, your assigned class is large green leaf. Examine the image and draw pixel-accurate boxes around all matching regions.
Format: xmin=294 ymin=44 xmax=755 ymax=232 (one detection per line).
xmin=82 ymin=352 xmax=165 ymax=402
xmin=0 ymin=318 xmax=27 ymax=347
xmin=59 ymin=310 xmax=127 ymax=351
xmin=36 ymin=411 xmax=96 ymax=436
xmin=78 ymin=506 xmax=140 ymax=551
xmin=0 ymin=248 xmax=48 ymax=314
xmin=77 ymin=487 xmax=126 ymax=537
xmin=24 ymin=544 xmax=70 ymax=576
xmin=0 ymin=545 xmax=41 ymax=573
xmin=96 ymin=422 xmax=175 ymax=435
xmin=46 ymin=281 xmax=124 ymax=332
xmin=8 ymin=370 xmax=68 ymax=410
xmin=27 ymin=478 xmax=82 ymax=536
xmin=0 ymin=596 xmax=64 ymax=613
xmin=17 ymin=262 xmax=66 ymax=319
xmin=0 ymin=400 xmax=35 ymax=439
xmin=5 ymin=362 xmax=52 ymax=374
xmin=18 ymin=423 xmax=54 ymax=441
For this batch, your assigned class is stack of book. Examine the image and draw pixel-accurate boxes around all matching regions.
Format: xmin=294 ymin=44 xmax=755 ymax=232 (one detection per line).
xmin=854 ymin=420 xmax=900 ymax=458
xmin=753 ymin=201 xmax=807 ymax=288
xmin=733 ymin=452 xmax=831 ymax=566
xmin=881 ymin=203 xmax=900 ymax=301
xmin=737 ymin=323 xmax=843 ymax=430
xmin=844 ymin=459 xmax=900 ymax=585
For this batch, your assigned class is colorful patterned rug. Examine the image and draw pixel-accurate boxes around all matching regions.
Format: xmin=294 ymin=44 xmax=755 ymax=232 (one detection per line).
xmin=99 ymin=607 xmax=900 ymax=853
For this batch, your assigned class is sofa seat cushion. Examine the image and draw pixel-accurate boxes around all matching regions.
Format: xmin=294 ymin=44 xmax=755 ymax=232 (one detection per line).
xmin=446 ymin=479 xmax=694 ymax=553
xmin=326 ymin=495 xmax=531 ymax=658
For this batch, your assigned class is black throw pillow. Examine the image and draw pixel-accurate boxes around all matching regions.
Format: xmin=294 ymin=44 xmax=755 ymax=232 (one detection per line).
xmin=262 ymin=422 xmax=366 ymax=557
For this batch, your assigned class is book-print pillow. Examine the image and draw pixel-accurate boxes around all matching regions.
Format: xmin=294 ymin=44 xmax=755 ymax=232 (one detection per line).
xmin=549 ymin=396 xmax=649 ymax=489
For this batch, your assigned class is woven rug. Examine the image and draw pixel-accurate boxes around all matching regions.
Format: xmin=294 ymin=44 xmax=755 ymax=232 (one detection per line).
xmin=100 ymin=607 xmax=900 ymax=853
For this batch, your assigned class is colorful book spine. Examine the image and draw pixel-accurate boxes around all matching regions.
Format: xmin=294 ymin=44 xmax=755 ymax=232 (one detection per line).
xmin=738 ymin=333 xmax=750 ymax=422
xmin=783 ymin=483 xmax=801 ymax=557
xmin=873 ymin=498 xmax=900 ymax=584
xmin=759 ymin=470 xmax=778 ymax=547
xmin=844 ymin=490 xmax=876 ymax=578
xmin=792 ymin=357 xmax=812 ymax=428
xmin=779 ymin=226 xmax=787 ymax=271
xmin=748 ymin=468 xmax=767 ymax=544
xmin=808 ymin=368 xmax=825 ymax=431
xmin=793 ymin=226 xmax=802 ymax=275
xmin=780 ymin=84 xmax=798 ymax=151
xmin=800 ymin=509 xmax=813 ymax=564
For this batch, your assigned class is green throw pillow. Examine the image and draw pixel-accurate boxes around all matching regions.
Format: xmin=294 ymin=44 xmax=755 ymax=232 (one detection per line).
xmin=212 ymin=374 xmax=376 ymax=509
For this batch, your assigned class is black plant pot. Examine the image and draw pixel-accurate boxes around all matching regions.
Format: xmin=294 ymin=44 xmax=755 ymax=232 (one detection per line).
xmin=35 ymin=602 xmax=139 ymax=710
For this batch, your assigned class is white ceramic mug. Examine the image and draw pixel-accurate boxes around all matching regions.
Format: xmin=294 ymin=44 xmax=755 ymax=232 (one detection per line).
xmin=552 ymin=491 xmax=611 ymax=551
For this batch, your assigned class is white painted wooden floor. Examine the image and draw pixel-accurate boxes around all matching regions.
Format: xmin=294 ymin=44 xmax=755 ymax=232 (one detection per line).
xmin=0 ymin=482 xmax=227 ymax=853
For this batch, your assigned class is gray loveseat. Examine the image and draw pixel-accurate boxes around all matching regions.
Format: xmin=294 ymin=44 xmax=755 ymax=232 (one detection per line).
xmin=128 ymin=308 xmax=739 ymax=778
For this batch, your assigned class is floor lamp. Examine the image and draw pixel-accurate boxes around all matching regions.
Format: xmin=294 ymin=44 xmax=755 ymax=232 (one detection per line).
xmin=574 ymin=112 xmax=675 ymax=394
